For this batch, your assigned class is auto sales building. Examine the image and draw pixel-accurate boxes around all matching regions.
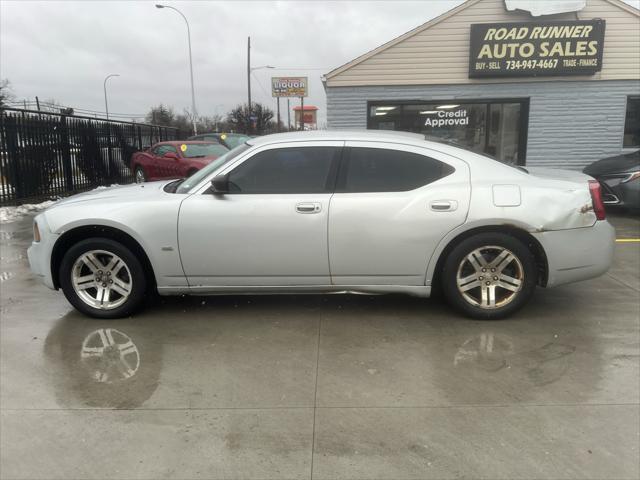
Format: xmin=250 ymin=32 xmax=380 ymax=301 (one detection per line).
xmin=323 ymin=0 xmax=640 ymax=168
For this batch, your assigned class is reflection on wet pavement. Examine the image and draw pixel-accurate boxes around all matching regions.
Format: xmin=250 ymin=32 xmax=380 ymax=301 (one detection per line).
xmin=1 ymin=213 xmax=639 ymax=479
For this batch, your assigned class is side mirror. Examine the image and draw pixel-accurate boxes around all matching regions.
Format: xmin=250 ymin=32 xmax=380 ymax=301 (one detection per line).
xmin=211 ymin=173 xmax=229 ymax=194
xmin=164 ymin=152 xmax=180 ymax=160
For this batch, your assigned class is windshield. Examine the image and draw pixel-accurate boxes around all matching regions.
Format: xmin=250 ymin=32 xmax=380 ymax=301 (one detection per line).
xmin=181 ymin=143 xmax=229 ymax=158
xmin=223 ymin=134 xmax=251 ymax=148
xmin=176 ymin=143 xmax=251 ymax=194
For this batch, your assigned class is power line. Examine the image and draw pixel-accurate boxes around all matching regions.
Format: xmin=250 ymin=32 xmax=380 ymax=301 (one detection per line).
xmin=5 ymin=100 xmax=147 ymax=118
xmin=270 ymin=67 xmax=330 ymax=71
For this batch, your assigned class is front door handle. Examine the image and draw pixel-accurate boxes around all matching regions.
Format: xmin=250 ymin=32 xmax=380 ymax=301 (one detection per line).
xmin=296 ymin=202 xmax=322 ymax=214
xmin=430 ymin=200 xmax=458 ymax=212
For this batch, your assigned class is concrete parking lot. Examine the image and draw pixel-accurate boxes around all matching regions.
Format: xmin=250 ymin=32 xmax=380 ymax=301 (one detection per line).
xmin=0 ymin=213 xmax=638 ymax=480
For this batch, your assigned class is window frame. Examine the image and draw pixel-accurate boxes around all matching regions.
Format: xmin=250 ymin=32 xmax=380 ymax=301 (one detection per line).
xmin=335 ymin=146 xmax=456 ymax=193
xmin=213 ymin=142 xmax=345 ymax=195
xmin=623 ymin=95 xmax=640 ymax=150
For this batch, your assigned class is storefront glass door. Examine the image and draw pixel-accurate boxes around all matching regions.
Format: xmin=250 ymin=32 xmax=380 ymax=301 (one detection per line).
xmin=367 ymin=100 xmax=528 ymax=165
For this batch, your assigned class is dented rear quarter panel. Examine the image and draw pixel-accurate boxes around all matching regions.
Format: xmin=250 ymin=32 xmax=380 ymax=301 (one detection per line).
xmin=425 ymin=158 xmax=609 ymax=287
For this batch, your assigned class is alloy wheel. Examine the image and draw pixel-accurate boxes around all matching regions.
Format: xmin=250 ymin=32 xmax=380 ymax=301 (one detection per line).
xmin=456 ymin=245 xmax=524 ymax=309
xmin=71 ymin=250 xmax=133 ymax=310
xmin=80 ymin=328 xmax=140 ymax=383
xmin=135 ymin=168 xmax=145 ymax=183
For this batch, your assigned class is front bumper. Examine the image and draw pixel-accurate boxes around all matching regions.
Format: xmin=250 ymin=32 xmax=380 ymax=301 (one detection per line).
xmin=532 ymin=220 xmax=616 ymax=288
xmin=27 ymin=215 xmax=58 ymax=290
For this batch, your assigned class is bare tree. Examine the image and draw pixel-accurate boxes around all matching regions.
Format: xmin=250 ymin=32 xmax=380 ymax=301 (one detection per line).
xmin=227 ymin=102 xmax=275 ymax=135
xmin=0 ymin=79 xmax=15 ymax=107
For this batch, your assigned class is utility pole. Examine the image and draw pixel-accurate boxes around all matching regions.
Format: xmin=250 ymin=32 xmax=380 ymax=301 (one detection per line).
xmin=247 ymin=36 xmax=251 ymax=135
xmin=287 ymin=98 xmax=291 ymax=130
xmin=300 ymin=96 xmax=305 ymax=131
xmin=276 ymin=97 xmax=280 ymax=133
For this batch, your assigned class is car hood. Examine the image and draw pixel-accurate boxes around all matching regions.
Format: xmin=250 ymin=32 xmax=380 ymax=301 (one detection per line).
xmin=49 ymin=182 xmax=171 ymax=208
xmin=583 ymin=150 xmax=640 ymax=176
xmin=187 ymin=155 xmax=218 ymax=164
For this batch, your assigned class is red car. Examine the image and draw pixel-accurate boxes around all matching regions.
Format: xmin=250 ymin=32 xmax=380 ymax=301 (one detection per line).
xmin=130 ymin=141 xmax=229 ymax=183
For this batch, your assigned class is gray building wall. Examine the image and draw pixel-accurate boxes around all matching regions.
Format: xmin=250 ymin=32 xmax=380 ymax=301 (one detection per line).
xmin=326 ymin=79 xmax=640 ymax=169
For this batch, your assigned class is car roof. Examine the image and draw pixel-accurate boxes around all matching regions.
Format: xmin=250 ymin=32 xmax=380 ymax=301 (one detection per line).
xmin=246 ymin=129 xmax=473 ymax=155
xmin=157 ymin=140 xmax=219 ymax=145
xmin=192 ymin=133 xmax=248 ymax=138
xmin=246 ymin=130 xmax=423 ymax=146
xmin=243 ymin=130 xmax=523 ymax=174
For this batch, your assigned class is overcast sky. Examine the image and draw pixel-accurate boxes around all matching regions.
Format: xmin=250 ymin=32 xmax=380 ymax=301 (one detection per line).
xmin=1 ymin=0 xmax=638 ymax=126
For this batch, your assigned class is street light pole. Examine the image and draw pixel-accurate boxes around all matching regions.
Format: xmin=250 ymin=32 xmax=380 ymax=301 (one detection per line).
xmin=247 ymin=36 xmax=251 ymax=126
xmin=103 ymin=74 xmax=120 ymax=120
xmin=247 ymin=50 xmax=275 ymax=134
xmin=156 ymin=4 xmax=198 ymax=134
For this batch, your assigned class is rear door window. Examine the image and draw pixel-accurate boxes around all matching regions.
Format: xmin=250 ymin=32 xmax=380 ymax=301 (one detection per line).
xmin=338 ymin=147 xmax=454 ymax=192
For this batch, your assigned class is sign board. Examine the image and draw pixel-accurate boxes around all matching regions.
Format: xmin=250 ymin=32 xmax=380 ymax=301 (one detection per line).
xmin=469 ymin=20 xmax=605 ymax=78
xmin=271 ymin=77 xmax=308 ymax=97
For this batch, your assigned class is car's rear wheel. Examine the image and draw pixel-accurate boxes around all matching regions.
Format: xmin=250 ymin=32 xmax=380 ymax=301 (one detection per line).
xmin=134 ymin=166 xmax=146 ymax=183
xmin=59 ymin=238 xmax=147 ymax=319
xmin=442 ymin=233 xmax=537 ymax=319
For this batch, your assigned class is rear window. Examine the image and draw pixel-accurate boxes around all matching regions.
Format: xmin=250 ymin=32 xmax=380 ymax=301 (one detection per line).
xmin=338 ymin=147 xmax=454 ymax=193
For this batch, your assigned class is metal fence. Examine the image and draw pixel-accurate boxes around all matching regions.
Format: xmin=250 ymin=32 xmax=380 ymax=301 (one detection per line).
xmin=0 ymin=107 xmax=183 ymax=205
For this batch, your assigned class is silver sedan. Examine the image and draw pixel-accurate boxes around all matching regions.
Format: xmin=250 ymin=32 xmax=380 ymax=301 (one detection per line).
xmin=28 ymin=130 xmax=615 ymax=320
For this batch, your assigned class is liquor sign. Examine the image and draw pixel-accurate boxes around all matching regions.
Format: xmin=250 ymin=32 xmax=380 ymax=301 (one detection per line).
xmin=271 ymin=77 xmax=308 ymax=97
xmin=469 ymin=20 xmax=605 ymax=78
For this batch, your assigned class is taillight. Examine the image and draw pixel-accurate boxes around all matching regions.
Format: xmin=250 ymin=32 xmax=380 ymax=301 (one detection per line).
xmin=588 ymin=180 xmax=606 ymax=221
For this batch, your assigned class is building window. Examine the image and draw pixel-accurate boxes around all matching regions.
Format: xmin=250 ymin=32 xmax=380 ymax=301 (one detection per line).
xmin=367 ymin=100 xmax=528 ymax=165
xmin=623 ymin=97 xmax=640 ymax=148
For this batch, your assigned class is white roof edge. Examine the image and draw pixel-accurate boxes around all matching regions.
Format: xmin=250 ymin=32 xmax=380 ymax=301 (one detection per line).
xmin=604 ymin=0 xmax=640 ymax=16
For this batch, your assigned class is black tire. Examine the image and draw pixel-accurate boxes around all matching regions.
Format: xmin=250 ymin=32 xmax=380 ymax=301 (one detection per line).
xmin=134 ymin=166 xmax=146 ymax=183
xmin=441 ymin=233 xmax=537 ymax=320
xmin=186 ymin=168 xmax=198 ymax=178
xmin=59 ymin=238 xmax=147 ymax=319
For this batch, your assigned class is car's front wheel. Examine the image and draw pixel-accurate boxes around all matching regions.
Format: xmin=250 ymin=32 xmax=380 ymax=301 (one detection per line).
xmin=59 ymin=238 xmax=147 ymax=319
xmin=442 ymin=233 xmax=537 ymax=319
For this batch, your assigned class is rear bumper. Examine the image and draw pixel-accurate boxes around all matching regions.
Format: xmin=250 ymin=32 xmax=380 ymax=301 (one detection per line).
xmin=532 ymin=221 xmax=615 ymax=288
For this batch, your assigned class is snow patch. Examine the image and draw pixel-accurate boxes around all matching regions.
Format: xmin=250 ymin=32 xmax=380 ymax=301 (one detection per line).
xmin=0 ymin=184 xmax=121 ymax=224
xmin=0 ymin=201 xmax=58 ymax=224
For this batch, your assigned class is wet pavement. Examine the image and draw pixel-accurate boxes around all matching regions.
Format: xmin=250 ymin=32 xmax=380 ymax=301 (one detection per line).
xmin=1 ymin=213 xmax=638 ymax=480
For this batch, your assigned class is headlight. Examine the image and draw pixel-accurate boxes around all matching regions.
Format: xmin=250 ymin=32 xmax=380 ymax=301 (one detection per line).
xmin=33 ymin=221 xmax=41 ymax=242
xmin=621 ymin=171 xmax=640 ymax=184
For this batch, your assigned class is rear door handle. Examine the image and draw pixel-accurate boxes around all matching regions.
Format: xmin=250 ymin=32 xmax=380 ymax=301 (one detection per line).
xmin=296 ymin=202 xmax=322 ymax=214
xmin=429 ymin=200 xmax=458 ymax=212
